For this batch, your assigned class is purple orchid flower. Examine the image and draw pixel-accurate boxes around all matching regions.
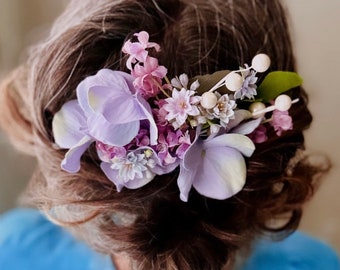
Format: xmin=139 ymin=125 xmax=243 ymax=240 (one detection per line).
xmin=52 ymin=69 xmax=158 ymax=173
xmin=177 ymin=115 xmax=261 ymax=202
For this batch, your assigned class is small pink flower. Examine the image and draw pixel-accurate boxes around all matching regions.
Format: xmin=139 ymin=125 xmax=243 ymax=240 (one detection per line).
xmin=96 ymin=142 xmax=127 ymax=162
xmin=176 ymin=130 xmax=192 ymax=159
xmin=153 ymin=100 xmax=169 ymax=125
xmin=163 ymin=88 xmax=200 ymax=129
xmin=248 ymin=125 xmax=268 ymax=143
xmin=157 ymin=132 xmax=178 ymax=165
xmin=125 ymin=128 xmax=151 ymax=150
xmin=134 ymin=128 xmax=150 ymax=147
xmin=122 ymin=31 xmax=160 ymax=70
xmin=132 ymin=57 xmax=167 ymax=99
xmin=270 ymin=110 xmax=293 ymax=136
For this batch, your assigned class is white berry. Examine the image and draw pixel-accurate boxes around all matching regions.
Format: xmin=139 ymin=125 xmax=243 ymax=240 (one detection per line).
xmin=201 ymin=92 xmax=218 ymax=109
xmin=275 ymin=94 xmax=292 ymax=111
xmin=225 ymin=73 xmax=243 ymax=92
xmin=251 ymin=54 xmax=271 ymax=73
xmin=249 ymin=102 xmax=266 ymax=118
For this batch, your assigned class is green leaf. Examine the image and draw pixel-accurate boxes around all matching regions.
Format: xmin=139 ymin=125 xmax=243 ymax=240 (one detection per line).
xmin=193 ymin=70 xmax=231 ymax=95
xmin=257 ymin=71 xmax=303 ymax=102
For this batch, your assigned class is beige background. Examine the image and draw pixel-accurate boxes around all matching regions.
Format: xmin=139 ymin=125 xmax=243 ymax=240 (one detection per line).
xmin=0 ymin=0 xmax=339 ymax=253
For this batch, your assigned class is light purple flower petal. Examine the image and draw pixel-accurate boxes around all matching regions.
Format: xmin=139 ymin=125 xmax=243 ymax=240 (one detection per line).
xmin=87 ymin=113 xmax=140 ymax=146
xmin=123 ymin=175 xmax=154 ymax=189
xmin=205 ymin=134 xmax=255 ymax=157
xmin=178 ymin=132 xmax=255 ymax=201
xmin=52 ymin=100 xmax=87 ymax=148
xmin=177 ymin=134 xmax=203 ymax=202
xmin=86 ymin=86 xmax=140 ymax=123
xmin=178 ymin=166 xmax=196 ymax=202
xmin=99 ymin=90 xmax=147 ymax=124
xmin=230 ymin=117 xmax=262 ymax=135
xmin=193 ymin=146 xmax=247 ymax=200
xmin=77 ymin=69 xmax=135 ymax=116
xmin=100 ymin=152 xmax=156 ymax=191
xmin=100 ymin=163 xmax=124 ymax=192
xmin=75 ymin=69 xmax=158 ymax=146
xmin=135 ymin=94 xmax=158 ymax=145
xmin=226 ymin=109 xmax=252 ymax=131
xmin=151 ymin=161 xmax=180 ymax=175
xmin=61 ymin=136 xmax=94 ymax=173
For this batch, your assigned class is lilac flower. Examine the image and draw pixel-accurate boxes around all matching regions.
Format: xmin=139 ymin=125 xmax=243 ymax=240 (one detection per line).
xmin=153 ymin=100 xmax=168 ymax=126
xmin=52 ymin=69 xmax=158 ymax=173
xmin=163 ymin=88 xmax=200 ymax=129
xmin=122 ymin=31 xmax=160 ymax=70
xmin=270 ymin=109 xmax=293 ymax=136
xmin=157 ymin=132 xmax=178 ymax=165
xmin=177 ymin=131 xmax=256 ymax=202
xmin=155 ymin=125 xmax=186 ymax=165
xmin=96 ymin=142 xmax=127 ymax=163
xmin=176 ymin=130 xmax=192 ymax=159
xmin=125 ymin=128 xmax=150 ymax=149
xmin=248 ymin=125 xmax=268 ymax=143
xmin=234 ymin=70 xmax=258 ymax=100
xmin=132 ymin=57 xmax=167 ymax=99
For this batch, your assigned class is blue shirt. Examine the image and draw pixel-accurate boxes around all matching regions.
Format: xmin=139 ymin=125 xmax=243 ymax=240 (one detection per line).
xmin=0 ymin=208 xmax=339 ymax=270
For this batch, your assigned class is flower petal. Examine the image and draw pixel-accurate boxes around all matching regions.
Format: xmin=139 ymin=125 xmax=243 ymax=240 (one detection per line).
xmin=231 ymin=117 xmax=262 ymax=135
xmin=100 ymin=162 xmax=124 ymax=192
xmin=100 ymin=162 xmax=155 ymax=191
xmin=87 ymin=114 xmax=139 ymax=146
xmin=100 ymin=91 xmax=146 ymax=124
xmin=226 ymin=109 xmax=252 ymax=131
xmin=177 ymin=135 xmax=203 ymax=202
xmin=177 ymin=166 xmax=196 ymax=202
xmin=136 ymin=94 xmax=158 ymax=145
xmin=61 ymin=136 xmax=93 ymax=173
xmin=77 ymin=69 xmax=135 ymax=116
xmin=52 ymin=100 xmax=87 ymax=148
xmin=205 ymin=134 xmax=255 ymax=157
xmin=124 ymin=174 xmax=155 ymax=189
xmin=151 ymin=160 xmax=180 ymax=175
xmin=193 ymin=147 xmax=247 ymax=200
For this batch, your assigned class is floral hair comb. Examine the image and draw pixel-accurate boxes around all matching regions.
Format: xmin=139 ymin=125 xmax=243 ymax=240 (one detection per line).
xmin=52 ymin=31 xmax=302 ymax=202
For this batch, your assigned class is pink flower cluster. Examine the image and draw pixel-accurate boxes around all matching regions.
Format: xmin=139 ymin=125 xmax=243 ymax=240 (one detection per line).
xmin=248 ymin=109 xmax=293 ymax=142
xmin=270 ymin=109 xmax=293 ymax=136
xmin=122 ymin=31 xmax=167 ymax=99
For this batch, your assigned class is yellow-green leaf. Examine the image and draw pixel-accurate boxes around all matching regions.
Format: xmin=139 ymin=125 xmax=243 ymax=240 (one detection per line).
xmin=257 ymin=71 xmax=303 ymax=102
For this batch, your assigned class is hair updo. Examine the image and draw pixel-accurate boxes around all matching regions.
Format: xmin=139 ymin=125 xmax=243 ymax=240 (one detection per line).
xmin=0 ymin=0 xmax=330 ymax=269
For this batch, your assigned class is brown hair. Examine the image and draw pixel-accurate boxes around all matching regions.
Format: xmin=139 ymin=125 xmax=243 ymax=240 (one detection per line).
xmin=0 ymin=0 xmax=330 ymax=269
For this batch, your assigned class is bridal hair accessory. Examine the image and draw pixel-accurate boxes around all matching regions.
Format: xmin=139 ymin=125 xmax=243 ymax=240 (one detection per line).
xmin=52 ymin=31 xmax=302 ymax=202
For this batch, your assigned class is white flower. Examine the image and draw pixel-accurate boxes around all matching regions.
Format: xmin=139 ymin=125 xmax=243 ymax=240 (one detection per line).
xmin=171 ymin=73 xmax=200 ymax=91
xmin=110 ymin=151 xmax=155 ymax=183
xmin=163 ymin=88 xmax=200 ymax=129
xmin=210 ymin=94 xmax=236 ymax=127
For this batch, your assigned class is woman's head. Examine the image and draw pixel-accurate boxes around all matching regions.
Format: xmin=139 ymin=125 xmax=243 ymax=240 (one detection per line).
xmin=0 ymin=0 xmax=329 ymax=269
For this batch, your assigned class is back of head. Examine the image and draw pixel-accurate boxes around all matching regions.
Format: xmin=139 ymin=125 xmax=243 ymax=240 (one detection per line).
xmin=0 ymin=0 xmax=329 ymax=269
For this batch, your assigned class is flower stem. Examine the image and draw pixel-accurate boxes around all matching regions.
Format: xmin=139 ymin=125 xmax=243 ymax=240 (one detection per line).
xmin=152 ymin=78 xmax=171 ymax=98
